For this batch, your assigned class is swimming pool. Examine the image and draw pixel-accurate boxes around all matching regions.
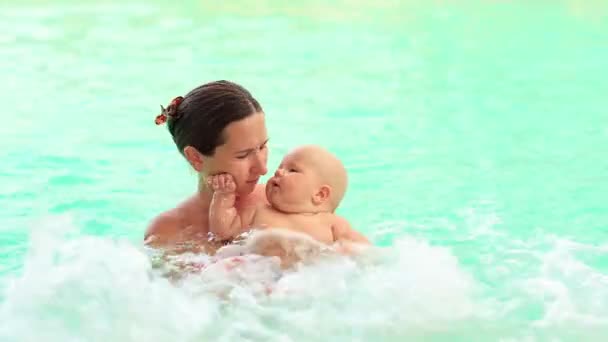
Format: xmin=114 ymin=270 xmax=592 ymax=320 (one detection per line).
xmin=1 ymin=0 xmax=607 ymax=340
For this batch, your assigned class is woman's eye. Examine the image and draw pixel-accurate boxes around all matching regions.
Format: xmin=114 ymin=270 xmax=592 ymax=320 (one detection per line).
xmin=236 ymin=154 xmax=248 ymax=159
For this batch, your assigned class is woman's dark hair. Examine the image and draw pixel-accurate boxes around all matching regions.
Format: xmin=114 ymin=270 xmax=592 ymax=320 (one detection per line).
xmin=161 ymin=80 xmax=263 ymax=156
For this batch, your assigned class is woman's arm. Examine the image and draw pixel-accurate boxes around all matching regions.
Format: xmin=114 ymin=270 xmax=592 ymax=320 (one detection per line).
xmin=331 ymin=215 xmax=371 ymax=255
xmin=331 ymin=216 xmax=370 ymax=244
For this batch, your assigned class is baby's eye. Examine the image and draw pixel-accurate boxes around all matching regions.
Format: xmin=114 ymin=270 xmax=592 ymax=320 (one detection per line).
xmin=289 ymin=168 xmax=298 ymax=172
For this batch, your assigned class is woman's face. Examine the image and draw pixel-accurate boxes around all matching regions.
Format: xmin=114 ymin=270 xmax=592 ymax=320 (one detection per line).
xmin=194 ymin=112 xmax=269 ymax=196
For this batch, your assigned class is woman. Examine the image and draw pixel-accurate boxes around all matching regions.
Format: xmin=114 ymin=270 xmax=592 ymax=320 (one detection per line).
xmin=144 ymin=80 xmax=270 ymax=254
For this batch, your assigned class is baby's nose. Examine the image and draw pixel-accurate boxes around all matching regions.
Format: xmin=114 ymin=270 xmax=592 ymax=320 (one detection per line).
xmin=274 ymin=168 xmax=284 ymax=177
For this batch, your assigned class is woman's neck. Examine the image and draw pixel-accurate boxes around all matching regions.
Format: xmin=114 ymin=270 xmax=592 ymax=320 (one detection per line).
xmin=196 ymin=181 xmax=213 ymax=206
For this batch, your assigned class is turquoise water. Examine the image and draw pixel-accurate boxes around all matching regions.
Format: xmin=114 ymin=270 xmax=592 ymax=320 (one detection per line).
xmin=1 ymin=0 xmax=608 ymax=340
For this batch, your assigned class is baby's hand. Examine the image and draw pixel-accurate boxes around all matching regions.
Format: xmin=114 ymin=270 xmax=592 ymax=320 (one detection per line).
xmin=207 ymin=173 xmax=236 ymax=193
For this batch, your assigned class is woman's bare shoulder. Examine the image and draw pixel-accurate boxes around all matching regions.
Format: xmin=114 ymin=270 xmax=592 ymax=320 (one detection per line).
xmin=143 ymin=195 xmax=201 ymax=246
xmin=143 ymin=208 xmax=186 ymax=245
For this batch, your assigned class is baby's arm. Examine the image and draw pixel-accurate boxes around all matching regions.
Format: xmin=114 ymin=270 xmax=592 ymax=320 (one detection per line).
xmin=331 ymin=215 xmax=370 ymax=254
xmin=208 ymin=174 xmax=256 ymax=241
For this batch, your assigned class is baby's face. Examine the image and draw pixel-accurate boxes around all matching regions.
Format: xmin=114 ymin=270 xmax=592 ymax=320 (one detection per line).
xmin=265 ymin=150 xmax=322 ymax=213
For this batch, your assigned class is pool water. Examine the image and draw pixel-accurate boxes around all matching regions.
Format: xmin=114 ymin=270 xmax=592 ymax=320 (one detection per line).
xmin=1 ymin=0 xmax=607 ymax=340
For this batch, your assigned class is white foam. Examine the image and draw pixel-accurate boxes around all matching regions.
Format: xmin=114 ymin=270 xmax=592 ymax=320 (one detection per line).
xmin=3 ymin=217 xmax=608 ymax=340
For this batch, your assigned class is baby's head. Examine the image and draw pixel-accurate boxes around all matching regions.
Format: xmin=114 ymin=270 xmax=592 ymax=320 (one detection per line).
xmin=265 ymin=145 xmax=347 ymax=214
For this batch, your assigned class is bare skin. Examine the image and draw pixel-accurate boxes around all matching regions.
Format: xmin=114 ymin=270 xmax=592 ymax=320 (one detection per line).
xmin=144 ymin=184 xmax=267 ymax=255
xmin=208 ymin=145 xmax=370 ymax=250
xmin=144 ymin=112 xmax=270 ymax=255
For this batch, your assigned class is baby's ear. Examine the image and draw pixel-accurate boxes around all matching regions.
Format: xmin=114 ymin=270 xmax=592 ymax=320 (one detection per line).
xmin=312 ymin=185 xmax=331 ymax=205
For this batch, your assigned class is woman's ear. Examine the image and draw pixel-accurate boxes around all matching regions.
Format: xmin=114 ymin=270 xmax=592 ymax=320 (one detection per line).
xmin=312 ymin=185 xmax=331 ymax=205
xmin=183 ymin=146 xmax=204 ymax=172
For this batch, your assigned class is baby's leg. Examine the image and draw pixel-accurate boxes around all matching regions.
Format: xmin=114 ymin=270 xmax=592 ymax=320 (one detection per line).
xmin=244 ymin=229 xmax=327 ymax=269
xmin=214 ymin=243 xmax=247 ymax=258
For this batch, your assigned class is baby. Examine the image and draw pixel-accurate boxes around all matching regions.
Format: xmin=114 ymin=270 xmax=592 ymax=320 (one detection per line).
xmin=208 ymin=145 xmax=369 ymax=266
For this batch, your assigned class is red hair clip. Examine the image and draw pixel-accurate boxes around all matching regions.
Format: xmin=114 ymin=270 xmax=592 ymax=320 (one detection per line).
xmin=155 ymin=96 xmax=184 ymax=125
xmin=154 ymin=106 xmax=168 ymax=125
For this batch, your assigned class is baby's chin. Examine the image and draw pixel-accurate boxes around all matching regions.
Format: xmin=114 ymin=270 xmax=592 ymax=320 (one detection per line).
xmin=264 ymin=193 xmax=292 ymax=212
xmin=267 ymin=196 xmax=288 ymax=211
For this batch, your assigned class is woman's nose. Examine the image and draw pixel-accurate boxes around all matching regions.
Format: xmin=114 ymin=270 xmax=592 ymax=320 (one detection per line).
xmin=252 ymin=150 xmax=267 ymax=175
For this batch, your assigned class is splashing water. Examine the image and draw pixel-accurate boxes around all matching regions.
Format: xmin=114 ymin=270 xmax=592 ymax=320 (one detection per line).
xmin=0 ymin=216 xmax=477 ymax=341
xmin=2 ymin=216 xmax=607 ymax=341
